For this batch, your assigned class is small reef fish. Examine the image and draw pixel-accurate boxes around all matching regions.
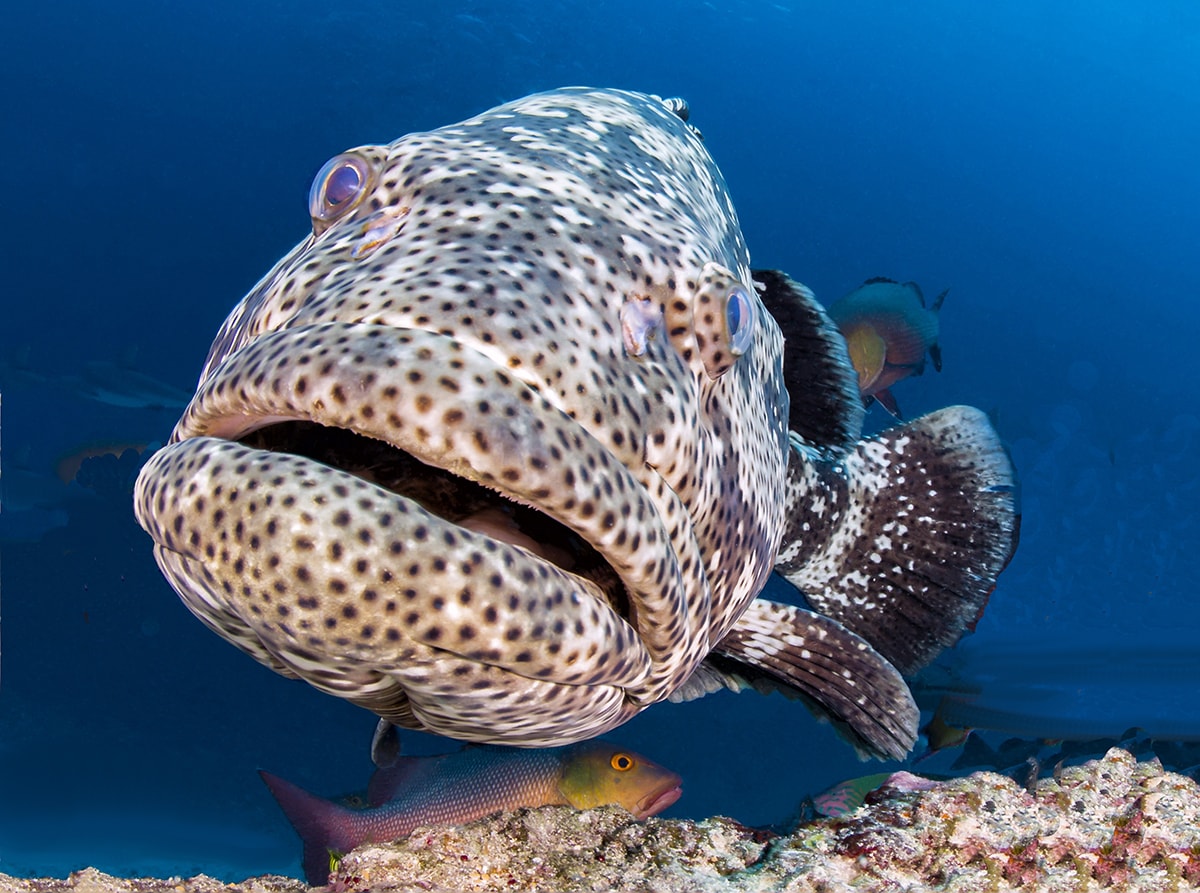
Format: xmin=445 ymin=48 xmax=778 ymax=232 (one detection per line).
xmin=808 ymin=771 xmax=940 ymax=819
xmin=914 ymin=698 xmax=975 ymax=763
xmin=944 ymin=727 xmax=1200 ymax=789
xmin=133 ymin=88 xmax=1017 ymax=760
xmin=809 ymin=772 xmax=894 ymax=818
xmin=826 ymin=277 xmax=947 ymax=417
xmin=261 ymin=741 xmax=682 ymax=884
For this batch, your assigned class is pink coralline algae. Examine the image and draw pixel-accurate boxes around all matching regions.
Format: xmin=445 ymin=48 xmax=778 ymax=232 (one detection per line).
xmin=4 ymin=748 xmax=1199 ymax=893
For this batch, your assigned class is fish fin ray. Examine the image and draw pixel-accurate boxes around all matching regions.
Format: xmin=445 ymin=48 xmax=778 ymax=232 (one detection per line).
xmin=873 ymin=388 xmax=902 ymax=418
xmin=666 ymin=661 xmax=756 ymax=701
xmin=710 ymin=599 xmax=918 ymax=760
xmin=929 ymin=343 xmax=943 ymax=373
xmin=752 ymin=269 xmax=864 ymax=449
xmin=777 ymin=405 xmax=1019 ymax=675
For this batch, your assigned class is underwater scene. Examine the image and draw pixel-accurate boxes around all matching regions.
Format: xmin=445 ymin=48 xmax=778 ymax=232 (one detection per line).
xmin=2 ymin=0 xmax=1198 ymax=887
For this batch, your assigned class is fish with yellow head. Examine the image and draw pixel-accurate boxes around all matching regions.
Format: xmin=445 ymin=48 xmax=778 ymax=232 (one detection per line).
xmin=261 ymin=741 xmax=682 ymax=884
xmin=827 ymin=277 xmax=947 ymax=418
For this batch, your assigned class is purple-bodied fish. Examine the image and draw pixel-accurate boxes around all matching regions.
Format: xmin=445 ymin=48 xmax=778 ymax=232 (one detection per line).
xmin=826 ymin=277 xmax=947 ymax=418
xmin=261 ymin=741 xmax=682 ymax=884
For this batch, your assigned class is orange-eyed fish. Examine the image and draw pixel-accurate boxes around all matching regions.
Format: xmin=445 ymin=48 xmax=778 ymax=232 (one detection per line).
xmin=826 ymin=277 xmax=947 ymax=418
xmin=261 ymin=741 xmax=682 ymax=884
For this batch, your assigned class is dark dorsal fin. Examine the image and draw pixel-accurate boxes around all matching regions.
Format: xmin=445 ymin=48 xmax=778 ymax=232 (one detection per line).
xmin=752 ymin=269 xmax=864 ymax=452
xmin=903 ymin=281 xmax=926 ymax=307
xmin=861 ymin=275 xmax=898 ymax=286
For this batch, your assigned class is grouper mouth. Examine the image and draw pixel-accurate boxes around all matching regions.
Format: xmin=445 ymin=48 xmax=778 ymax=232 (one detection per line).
xmin=236 ymin=419 xmax=630 ymax=619
xmin=136 ymin=321 xmax=702 ymax=703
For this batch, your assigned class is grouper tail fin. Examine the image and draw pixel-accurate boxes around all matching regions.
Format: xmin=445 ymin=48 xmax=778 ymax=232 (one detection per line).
xmin=260 ymin=769 xmax=365 ymax=886
xmin=775 ymin=404 xmax=1019 ymax=676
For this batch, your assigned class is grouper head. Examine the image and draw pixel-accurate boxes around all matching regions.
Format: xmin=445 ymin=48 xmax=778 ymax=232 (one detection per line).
xmin=134 ymin=88 xmax=794 ymax=746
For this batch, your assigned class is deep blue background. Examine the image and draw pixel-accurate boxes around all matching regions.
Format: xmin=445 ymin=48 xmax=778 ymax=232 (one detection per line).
xmin=2 ymin=0 xmax=1198 ymax=880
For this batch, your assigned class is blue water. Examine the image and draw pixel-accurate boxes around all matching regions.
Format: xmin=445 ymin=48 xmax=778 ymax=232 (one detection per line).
xmin=2 ymin=0 xmax=1198 ymax=881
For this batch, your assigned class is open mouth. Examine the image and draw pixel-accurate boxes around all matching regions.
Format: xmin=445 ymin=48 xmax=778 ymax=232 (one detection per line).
xmin=238 ymin=420 xmax=632 ymax=621
xmin=135 ymin=320 xmax=699 ymax=698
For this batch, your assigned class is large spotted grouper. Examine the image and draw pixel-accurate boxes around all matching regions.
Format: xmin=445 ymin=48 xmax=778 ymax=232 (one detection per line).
xmin=133 ymin=88 xmax=1017 ymax=760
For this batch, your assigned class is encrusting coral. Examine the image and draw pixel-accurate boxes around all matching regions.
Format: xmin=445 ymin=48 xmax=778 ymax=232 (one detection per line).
xmin=5 ymin=749 xmax=1199 ymax=893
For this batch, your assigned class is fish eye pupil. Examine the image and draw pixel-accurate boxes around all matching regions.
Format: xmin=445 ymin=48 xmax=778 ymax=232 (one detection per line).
xmin=309 ymin=154 xmax=370 ymax=227
xmin=611 ymin=753 xmax=633 ymax=771
xmin=325 ymin=164 xmax=362 ymax=207
xmin=727 ymin=291 xmax=743 ymax=334
xmin=726 ymin=287 xmax=756 ymax=355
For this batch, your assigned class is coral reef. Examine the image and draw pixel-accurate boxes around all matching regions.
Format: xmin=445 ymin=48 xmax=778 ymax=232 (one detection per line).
xmin=5 ymin=749 xmax=1199 ymax=893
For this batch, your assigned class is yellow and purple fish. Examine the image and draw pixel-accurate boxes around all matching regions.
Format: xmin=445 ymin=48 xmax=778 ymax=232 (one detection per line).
xmin=261 ymin=741 xmax=682 ymax=884
xmin=810 ymin=770 xmax=940 ymax=818
xmin=826 ymin=277 xmax=947 ymax=418
xmin=809 ymin=772 xmax=895 ymax=818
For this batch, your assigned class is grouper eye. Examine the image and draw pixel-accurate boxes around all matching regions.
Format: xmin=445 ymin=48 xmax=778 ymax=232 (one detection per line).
xmin=725 ymin=285 xmax=756 ymax=355
xmin=690 ymin=263 xmax=756 ymax=379
xmin=309 ymin=153 xmax=372 ymax=232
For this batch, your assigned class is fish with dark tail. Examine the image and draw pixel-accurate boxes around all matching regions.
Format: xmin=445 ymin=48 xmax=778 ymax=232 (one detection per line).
xmin=262 ymin=742 xmax=682 ymax=884
xmin=133 ymin=88 xmax=1017 ymax=760
xmin=826 ymin=277 xmax=947 ymax=417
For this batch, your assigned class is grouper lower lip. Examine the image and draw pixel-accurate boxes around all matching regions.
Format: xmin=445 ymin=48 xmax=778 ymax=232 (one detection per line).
xmin=136 ymin=322 xmax=714 ymax=723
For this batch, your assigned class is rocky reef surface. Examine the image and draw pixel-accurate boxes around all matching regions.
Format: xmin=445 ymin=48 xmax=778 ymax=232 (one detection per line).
xmin=5 ymin=748 xmax=1200 ymax=893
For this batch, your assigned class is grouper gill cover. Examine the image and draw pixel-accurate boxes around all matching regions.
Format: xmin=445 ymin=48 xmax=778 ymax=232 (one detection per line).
xmin=133 ymin=87 xmax=1018 ymax=759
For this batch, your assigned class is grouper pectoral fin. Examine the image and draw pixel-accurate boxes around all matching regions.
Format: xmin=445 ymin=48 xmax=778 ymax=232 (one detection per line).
xmin=776 ymin=405 xmax=1019 ymax=677
xmin=752 ymin=269 xmax=864 ymax=451
xmin=700 ymin=599 xmax=919 ymax=761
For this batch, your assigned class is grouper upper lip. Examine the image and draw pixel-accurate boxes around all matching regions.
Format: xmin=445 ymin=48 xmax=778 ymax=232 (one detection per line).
xmin=152 ymin=320 xmax=711 ymax=693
